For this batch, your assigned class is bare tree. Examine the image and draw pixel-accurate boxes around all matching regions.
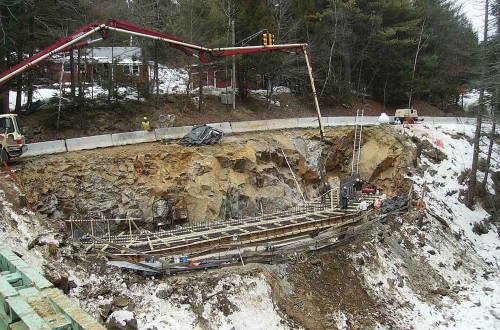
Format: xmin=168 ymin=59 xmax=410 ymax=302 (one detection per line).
xmin=467 ymin=0 xmax=489 ymax=208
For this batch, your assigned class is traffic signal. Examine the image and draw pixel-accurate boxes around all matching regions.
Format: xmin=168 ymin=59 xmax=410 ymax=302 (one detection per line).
xmin=263 ymin=32 xmax=274 ymax=46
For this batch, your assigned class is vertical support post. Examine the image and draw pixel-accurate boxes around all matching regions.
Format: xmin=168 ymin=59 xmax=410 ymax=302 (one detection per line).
xmin=129 ymin=218 xmax=133 ymax=243
xmin=90 ymin=218 xmax=95 ymax=238
xmin=330 ymin=189 xmax=334 ymax=210
xmin=107 ymin=218 xmax=111 ymax=240
xmin=231 ymin=18 xmax=236 ymax=110
xmin=70 ymin=219 xmax=74 ymax=239
xmin=303 ymin=46 xmax=325 ymax=139
xmin=356 ymin=112 xmax=364 ymax=174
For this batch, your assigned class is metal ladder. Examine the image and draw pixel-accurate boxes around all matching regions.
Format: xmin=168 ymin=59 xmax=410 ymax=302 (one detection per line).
xmin=351 ymin=109 xmax=364 ymax=177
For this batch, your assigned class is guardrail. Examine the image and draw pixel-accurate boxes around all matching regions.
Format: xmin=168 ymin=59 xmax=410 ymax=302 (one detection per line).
xmin=21 ymin=116 xmax=476 ymax=158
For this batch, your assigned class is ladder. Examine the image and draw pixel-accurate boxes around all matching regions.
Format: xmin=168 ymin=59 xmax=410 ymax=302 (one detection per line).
xmin=351 ymin=109 xmax=364 ymax=177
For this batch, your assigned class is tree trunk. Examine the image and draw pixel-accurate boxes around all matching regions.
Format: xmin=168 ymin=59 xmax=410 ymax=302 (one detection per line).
xmin=467 ymin=113 xmax=482 ymax=208
xmin=238 ymin=64 xmax=246 ymax=100
xmin=70 ymin=50 xmax=75 ymax=98
xmin=408 ymin=19 xmax=426 ymax=109
xmin=78 ymin=49 xmax=83 ymax=101
xmin=341 ymin=48 xmax=351 ymax=94
xmin=15 ymin=51 xmax=23 ymax=113
xmin=482 ymin=121 xmax=496 ymax=192
xmin=198 ymin=69 xmax=204 ymax=112
xmin=183 ymin=68 xmax=192 ymax=112
xmin=26 ymin=17 xmax=34 ymax=108
xmin=154 ymin=43 xmax=160 ymax=107
xmin=0 ymin=48 xmax=10 ymax=114
xmin=468 ymin=0 xmax=489 ymax=208
xmin=383 ymin=75 xmax=388 ymax=111
xmin=267 ymin=77 xmax=273 ymax=110
xmin=340 ymin=12 xmax=351 ymax=95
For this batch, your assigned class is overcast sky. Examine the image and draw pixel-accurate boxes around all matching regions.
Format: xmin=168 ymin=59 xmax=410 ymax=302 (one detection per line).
xmin=455 ymin=0 xmax=486 ymax=39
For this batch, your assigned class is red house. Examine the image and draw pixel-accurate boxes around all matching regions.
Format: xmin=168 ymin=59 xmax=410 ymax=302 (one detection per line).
xmin=189 ymin=64 xmax=266 ymax=91
xmin=40 ymin=47 xmax=151 ymax=85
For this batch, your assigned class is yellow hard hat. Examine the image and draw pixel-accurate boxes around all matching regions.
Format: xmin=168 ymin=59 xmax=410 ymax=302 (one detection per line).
xmin=143 ymin=117 xmax=148 ymax=120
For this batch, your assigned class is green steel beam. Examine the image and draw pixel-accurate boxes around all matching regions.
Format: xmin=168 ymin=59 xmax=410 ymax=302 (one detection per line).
xmin=0 ymin=244 xmax=105 ymax=330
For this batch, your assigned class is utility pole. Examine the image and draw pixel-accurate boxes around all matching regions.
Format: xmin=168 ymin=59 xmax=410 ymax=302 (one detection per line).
xmin=231 ymin=17 xmax=236 ymax=110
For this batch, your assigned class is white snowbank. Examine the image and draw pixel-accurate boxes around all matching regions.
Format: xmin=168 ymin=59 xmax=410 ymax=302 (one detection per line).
xmin=356 ymin=123 xmax=500 ymax=329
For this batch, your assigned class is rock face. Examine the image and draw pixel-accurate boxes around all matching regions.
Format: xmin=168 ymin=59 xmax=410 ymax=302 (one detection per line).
xmin=16 ymin=127 xmax=405 ymax=227
xmin=106 ymin=311 xmax=138 ymax=330
xmin=358 ymin=127 xmax=404 ymax=183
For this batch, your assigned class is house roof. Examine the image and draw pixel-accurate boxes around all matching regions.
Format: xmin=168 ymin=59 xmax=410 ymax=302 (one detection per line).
xmin=51 ymin=47 xmax=143 ymax=64
xmin=86 ymin=47 xmax=142 ymax=63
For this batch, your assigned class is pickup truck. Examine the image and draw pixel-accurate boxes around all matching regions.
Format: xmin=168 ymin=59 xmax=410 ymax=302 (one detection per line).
xmin=0 ymin=114 xmax=27 ymax=162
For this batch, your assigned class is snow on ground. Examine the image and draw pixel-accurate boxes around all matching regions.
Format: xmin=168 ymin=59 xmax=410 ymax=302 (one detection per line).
xmin=8 ymin=72 xmax=292 ymax=111
xmin=8 ymin=66 xmax=189 ymax=111
xmin=355 ymin=123 xmax=500 ymax=329
xmin=409 ymin=123 xmax=500 ymax=266
xmin=461 ymin=90 xmax=495 ymax=113
xmin=70 ymin=269 xmax=291 ymax=330
xmin=462 ymin=90 xmax=481 ymax=112
xmin=0 ymin=177 xmax=46 ymax=272
xmin=156 ymin=66 xmax=189 ymax=94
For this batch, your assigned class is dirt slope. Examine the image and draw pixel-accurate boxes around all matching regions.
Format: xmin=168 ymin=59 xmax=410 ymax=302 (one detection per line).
xmin=20 ymin=93 xmax=470 ymax=143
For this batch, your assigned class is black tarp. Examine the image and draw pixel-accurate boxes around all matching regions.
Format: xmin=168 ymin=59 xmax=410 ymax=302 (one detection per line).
xmin=178 ymin=124 xmax=223 ymax=146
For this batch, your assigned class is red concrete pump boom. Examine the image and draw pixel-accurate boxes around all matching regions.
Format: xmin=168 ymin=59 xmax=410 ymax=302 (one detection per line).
xmin=0 ymin=19 xmax=324 ymax=137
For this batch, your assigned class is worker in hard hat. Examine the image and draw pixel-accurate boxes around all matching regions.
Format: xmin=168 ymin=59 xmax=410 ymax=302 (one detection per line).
xmin=340 ymin=186 xmax=349 ymax=209
xmin=353 ymin=178 xmax=363 ymax=200
xmin=141 ymin=116 xmax=151 ymax=131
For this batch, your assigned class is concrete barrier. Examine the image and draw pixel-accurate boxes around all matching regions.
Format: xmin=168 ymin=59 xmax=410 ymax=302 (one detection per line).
xmin=155 ymin=126 xmax=192 ymax=141
xmin=363 ymin=116 xmax=381 ymax=125
xmin=231 ymin=120 xmax=269 ymax=133
xmin=297 ymin=117 xmax=320 ymax=128
xmin=21 ymin=140 xmax=67 ymax=157
xmin=23 ymin=116 xmax=477 ymax=158
xmin=326 ymin=117 xmax=352 ymax=126
xmin=326 ymin=116 xmax=381 ymax=126
xmin=208 ymin=122 xmax=233 ymax=133
xmin=266 ymin=118 xmax=299 ymax=131
xmin=112 ymin=131 xmax=156 ymax=146
xmin=66 ymin=134 xmax=114 ymax=152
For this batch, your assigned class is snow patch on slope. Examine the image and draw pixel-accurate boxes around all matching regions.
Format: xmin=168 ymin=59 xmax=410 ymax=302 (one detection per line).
xmin=70 ymin=269 xmax=291 ymax=330
xmin=355 ymin=123 xmax=500 ymax=329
